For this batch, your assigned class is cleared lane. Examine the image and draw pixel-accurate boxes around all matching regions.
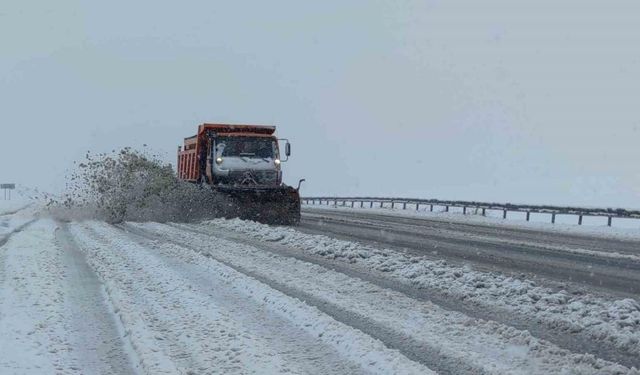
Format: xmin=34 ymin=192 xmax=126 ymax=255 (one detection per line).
xmin=303 ymin=208 xmax=640 ymax=255
xmin=300 ymin=208 xmax=640 ymax=297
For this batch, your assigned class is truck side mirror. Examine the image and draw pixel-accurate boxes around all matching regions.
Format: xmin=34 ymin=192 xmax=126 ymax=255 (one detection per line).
xmin=285 ymin=142 xmax=291 ymax=157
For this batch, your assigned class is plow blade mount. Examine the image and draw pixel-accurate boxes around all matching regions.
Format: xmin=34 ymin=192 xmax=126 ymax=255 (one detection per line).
xmin=216 ymin=185 xmax=301 ymax=225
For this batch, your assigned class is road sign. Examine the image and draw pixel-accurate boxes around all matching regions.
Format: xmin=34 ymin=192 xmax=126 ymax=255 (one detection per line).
xmin=1 ymin=183 xmax=15 ymax=200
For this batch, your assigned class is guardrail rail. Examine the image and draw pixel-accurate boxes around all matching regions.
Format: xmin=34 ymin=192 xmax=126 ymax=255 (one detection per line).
xmin=302 ymin=196 xmax=640 ymax=227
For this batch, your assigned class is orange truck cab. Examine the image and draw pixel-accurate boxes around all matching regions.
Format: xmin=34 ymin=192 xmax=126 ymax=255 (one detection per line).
xmin=178 ymin=124 xmax=290 ymax=187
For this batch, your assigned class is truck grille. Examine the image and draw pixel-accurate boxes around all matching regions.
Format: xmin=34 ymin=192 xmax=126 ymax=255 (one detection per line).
xmin=227 ymin=170 xmax=278 ymax=185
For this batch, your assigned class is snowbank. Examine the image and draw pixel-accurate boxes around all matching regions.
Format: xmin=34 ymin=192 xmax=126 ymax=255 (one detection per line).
xmin=203 ymin=218 xmax=640 ymax=359
xmin=139 ymin=221 xmax=637 ymax=374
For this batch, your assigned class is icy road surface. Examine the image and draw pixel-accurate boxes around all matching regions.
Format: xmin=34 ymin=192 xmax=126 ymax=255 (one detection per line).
xmin=0 ymin=206 xmax=639 ymax=374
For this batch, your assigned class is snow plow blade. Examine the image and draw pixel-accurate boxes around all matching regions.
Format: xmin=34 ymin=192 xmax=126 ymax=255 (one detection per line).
xmin=216 ymin=185 xmax=301 ymax=225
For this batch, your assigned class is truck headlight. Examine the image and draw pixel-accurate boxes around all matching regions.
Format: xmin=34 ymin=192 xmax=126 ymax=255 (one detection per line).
xmin=274 ymin=159 xmax=281 ymax=165
xmin=216 ymin=157 xmax=223 ymax=164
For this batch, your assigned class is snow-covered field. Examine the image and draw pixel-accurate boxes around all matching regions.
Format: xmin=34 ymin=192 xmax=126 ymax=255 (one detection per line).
xmin=1 ymin=206 xmax=639 ymax=374
xmin=0 ymin=197 xmax=31 ymax=215
xmin=0 ymin=201 xmax=37 ymax=246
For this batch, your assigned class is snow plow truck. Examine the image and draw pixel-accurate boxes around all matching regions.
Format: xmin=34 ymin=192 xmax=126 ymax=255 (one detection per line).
xmin=177 ymin=123 xmax=302 ymax=225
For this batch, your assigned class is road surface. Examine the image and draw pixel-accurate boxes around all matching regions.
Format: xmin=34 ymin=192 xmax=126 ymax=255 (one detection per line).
xmin=0 ymin=205 xmax=638 ymax=374
xmin=300 ymin=207 xmax=640 ymax=297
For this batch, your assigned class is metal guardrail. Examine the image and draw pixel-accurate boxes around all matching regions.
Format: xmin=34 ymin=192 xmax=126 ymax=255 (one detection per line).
xmin=302 ymin=197 xmax=640 ymax=227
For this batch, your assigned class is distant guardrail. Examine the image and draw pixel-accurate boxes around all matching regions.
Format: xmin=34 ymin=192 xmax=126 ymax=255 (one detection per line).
xmin=302 ymin=197 xmax=640 ymax=227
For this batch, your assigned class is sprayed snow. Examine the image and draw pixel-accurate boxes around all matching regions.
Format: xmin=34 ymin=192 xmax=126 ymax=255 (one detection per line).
xmin=202 ymin=217 xmax=640 ymax=360
xmin=135 ymin=221 xmax=637 ymax=374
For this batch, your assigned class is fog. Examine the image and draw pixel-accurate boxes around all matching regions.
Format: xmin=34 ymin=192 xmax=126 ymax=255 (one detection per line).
xmin=1 ymin=1 xmax=639 ymax=208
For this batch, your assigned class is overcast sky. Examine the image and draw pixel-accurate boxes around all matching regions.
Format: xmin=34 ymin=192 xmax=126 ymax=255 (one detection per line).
xmin=1 ymin=1 xmax=639 ymax=207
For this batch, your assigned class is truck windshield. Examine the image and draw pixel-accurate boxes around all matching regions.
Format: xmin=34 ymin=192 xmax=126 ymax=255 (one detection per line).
xmin=216 ymin=136 xmax=276 ymax=159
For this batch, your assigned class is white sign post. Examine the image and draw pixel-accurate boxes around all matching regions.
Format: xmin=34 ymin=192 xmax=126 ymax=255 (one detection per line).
xmin=1 ymin=183 xmax=15 ymax=200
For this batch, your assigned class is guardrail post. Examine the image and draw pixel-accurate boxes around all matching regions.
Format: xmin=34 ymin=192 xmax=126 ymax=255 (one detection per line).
xmin=416 ymin=203 xmax=420 ymax=211
xmin=403 ymin=202 xmax=407 ymax=210
xmin=482 ymin=208 xmax=486 ymax=216
xmin=445 ymin=205 xmax=449 ymax=212
xmin=607 ymin=216 xmax=612 ymax=227
xmin=360 ymin=201 xmax=364 ymax=208
xmin=463 ymin=206 xmax=466 ymax=215
xmin=526 ymin=211 xmax=530 ymax=221
xmin=334 ymin=199 xmax=337 ymax=206
xmin=370 ymin=201 xmax=373 ymax=208
xmin=551 ymin=213 xmax=556 ymax=224
xmin=351 ymin=201 xmax=354 ymax=208
xmin=391 ymin=201 xmax=395 ymax=209
xmin=503 ymin=209 xmax=507 ymax=219
xmin=578 ymin=215 xmax=583 ymax=225
xmin=430 ymin=204 xmax=433 ymax=212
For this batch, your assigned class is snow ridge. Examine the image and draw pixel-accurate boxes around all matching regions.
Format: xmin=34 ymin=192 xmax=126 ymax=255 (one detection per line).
xmin=204 ymin=218 xmax=640 ymax=360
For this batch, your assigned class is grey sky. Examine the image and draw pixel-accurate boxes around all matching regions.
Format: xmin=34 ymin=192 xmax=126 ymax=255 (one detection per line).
xmin=1 ymin=1 xmax=639 ymax=207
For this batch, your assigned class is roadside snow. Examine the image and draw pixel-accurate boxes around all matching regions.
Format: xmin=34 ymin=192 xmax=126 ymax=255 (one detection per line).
xmin=0 ymin=204 xmax=38 ymax=242
xmin=136 ymin=221 xmax=637 ymax=374
xmin=0 ymin=219 xmax=79 ymax=374
xmin=0 ymin=200 xmax=30 ymax=215
xmin=202 ymin=218 xmax=640 ymax=360
xmin=304 ymin=204 xmax=640 ymax=241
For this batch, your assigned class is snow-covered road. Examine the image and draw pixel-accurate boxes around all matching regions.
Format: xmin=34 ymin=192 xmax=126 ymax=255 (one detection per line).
xmin=0 ymin=208 xmax=639 ymax=374
xmin=300 ymin=207 xmax=640 ymax=297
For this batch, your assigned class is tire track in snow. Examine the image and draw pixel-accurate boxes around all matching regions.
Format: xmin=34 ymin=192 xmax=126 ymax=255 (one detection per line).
xmin=107 ymin=229 xmax=368 ymax=375
xmin=72 ymin=222 xmax=430 ymax=374
xmin=170 ymin=222 xmax=640 ymax=370
xmin=56 ymin=223 xmax=139 ymax=375
xmin=0 ymin=220 xmax=80 ymax=373
xmin=127 ymin=222 xmax=636 ymax=375
xmin=0 ymin=203 xmax=32 ymax=217
xmin=0 ymin=218 xmax=38 ymax=247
